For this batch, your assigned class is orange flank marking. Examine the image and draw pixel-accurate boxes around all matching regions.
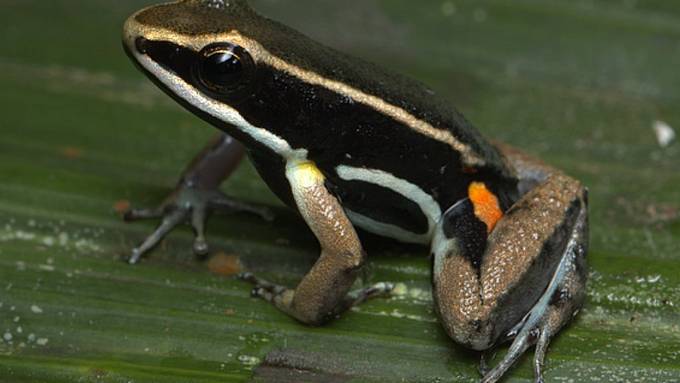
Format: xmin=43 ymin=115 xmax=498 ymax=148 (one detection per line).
xmin=468 ymin=182 xmax=503 ymax=233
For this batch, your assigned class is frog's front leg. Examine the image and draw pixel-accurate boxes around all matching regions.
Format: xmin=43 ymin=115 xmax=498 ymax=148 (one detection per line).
xmin=432 ymin=168 xmax=588 ymax=383
xmin=124 ymin=134 xmax=273 ymax=264
xmin=240 ymin=160 xmax=392 ymax=325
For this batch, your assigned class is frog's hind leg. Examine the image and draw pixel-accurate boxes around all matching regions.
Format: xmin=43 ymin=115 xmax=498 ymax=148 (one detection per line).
xmin=239 ymin=160 xmax=392 ymax=325
xmin=480 ymin=144 xmax=588 ymax=382
xmin=124 ymin=134 xmax=273 ymax=264
xmin=432 ymin=161 xmax=588 ymax=383
xmin=481 ymin=202 xmax=587 ymax=383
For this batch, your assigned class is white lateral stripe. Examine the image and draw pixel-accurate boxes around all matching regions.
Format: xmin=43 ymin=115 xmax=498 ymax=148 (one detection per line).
xmin=336 ymin=165 xmax=441 ymax=238
xmin=133 ymin=52 xmax=307 ymax=161
xmin=345 ymin=209 xmax=430 ymax=245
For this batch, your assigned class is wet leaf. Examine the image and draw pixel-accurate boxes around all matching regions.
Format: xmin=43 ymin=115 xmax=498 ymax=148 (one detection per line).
xmin=1 ymin=1 xmax=678 ymax=382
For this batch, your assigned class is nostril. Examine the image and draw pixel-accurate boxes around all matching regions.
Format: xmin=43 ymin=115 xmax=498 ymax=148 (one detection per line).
xmin=135 ymin=37 xmax=148 ymax=54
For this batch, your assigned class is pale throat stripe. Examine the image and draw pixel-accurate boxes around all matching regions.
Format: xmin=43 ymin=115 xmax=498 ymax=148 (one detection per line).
xmin=345 ymin=209 xmax=430 ymax=245
xmin=336 ymin=165 xmax=442 ymax=237
xmin=133 ymin=52 xmax=307 ymax=161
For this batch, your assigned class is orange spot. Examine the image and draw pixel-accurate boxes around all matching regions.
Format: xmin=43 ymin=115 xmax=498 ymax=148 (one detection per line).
xmin=468 ymin=182 xmax=503 ymax=233
xmin=208 ymin=253 xmax=243 ymax=276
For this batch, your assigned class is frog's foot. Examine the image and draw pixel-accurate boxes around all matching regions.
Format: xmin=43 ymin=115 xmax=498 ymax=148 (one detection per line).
xmin=238 ymin=272 xmax=288 ymax=300
xmin=347 ymin=281 xmax=395 ymax=306
xmin=238 ymin=272 xmax=393 ymax=322
xmin=480 ymin=214 xmax=587 ymax=383
xmin=124 ymin=186 xmax=273 ymax=264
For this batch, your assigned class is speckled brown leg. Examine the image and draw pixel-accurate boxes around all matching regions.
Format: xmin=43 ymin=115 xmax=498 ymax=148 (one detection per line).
xmin=239 ymin=160 xmax=392 ymax=325
xmin=479 ymin=203 xmax=587 ymax=383
xmin=432 ymin=146 xmax=588 ymax=383
xmin=124 ymin=134 xmax=273 ymax=264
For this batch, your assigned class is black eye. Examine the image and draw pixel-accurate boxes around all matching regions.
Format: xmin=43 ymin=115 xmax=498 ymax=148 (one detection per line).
xmin=195 ymin=44 xmax=255 ymax=96
xmin=201 ymin=50 xmax=242 ymax=88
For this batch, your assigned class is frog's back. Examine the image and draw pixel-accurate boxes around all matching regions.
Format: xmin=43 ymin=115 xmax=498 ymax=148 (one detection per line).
xmin=231 ymin=5 xmax=518 ymax=240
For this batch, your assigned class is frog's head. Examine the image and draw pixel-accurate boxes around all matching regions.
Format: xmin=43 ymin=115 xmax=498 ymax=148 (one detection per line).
xmin=123 ymin=0 xmax=262 ymax=97
xmin=123 ymin=0 xmax=311 ymax=154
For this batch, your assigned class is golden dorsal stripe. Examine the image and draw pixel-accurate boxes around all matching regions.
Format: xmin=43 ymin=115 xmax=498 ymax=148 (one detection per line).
xmin=131 ymin=22 xmax=484 ymax=166
xmin=241 ymin=37 xmax=485 ymax=167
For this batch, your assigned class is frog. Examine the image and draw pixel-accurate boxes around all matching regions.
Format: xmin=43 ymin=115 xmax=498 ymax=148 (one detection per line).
xmin=121 ymin=1 xmax=588 ymax=382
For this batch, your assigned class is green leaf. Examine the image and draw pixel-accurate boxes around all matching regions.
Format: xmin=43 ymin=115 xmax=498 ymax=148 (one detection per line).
xmin=1 ymin=0 xmax=679 ymax=382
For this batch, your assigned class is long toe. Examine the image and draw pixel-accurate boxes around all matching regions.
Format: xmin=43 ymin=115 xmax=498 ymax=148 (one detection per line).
xmin=359 ymin=282 xmax=394 ymax=300
xmin=533 ymin=328 xmax=551 ymax=383
xmin=128 ymin=208 xmax=188 ymax=264
xmin=192 ymin=237 xmax=209 ymax=256
xmin=190 ymin=206 xmax=210 ymax=256
xmin=481 ymin=329 xmax=534 ymax=383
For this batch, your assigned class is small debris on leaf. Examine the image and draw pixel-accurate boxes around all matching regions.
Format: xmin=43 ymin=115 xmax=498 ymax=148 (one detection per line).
xmin=653 ymin=120 xmax=676 ymax=147
xmin=208 ymin=252 xmax=243 ymax=276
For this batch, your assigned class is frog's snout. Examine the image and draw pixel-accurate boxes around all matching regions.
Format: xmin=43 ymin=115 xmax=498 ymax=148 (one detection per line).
xmin=122 ymin=14 xmax=143 ymax=57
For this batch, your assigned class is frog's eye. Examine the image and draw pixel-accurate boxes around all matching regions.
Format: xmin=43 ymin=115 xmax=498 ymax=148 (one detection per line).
xmin=195 ymin=44 xmax=255 ymax=96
